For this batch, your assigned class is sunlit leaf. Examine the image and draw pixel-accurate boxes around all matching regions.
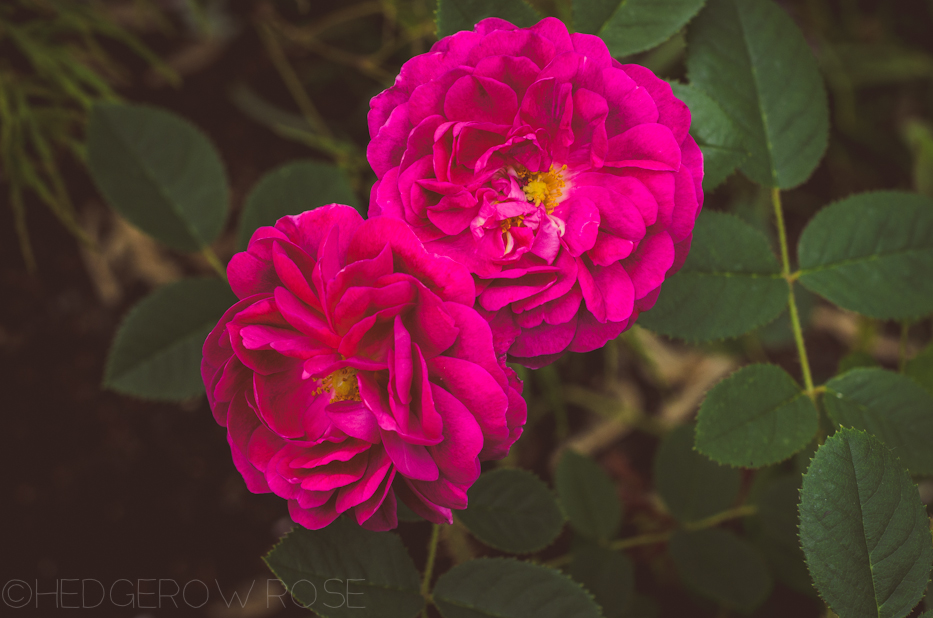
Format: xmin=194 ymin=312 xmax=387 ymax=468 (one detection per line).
xmin=433 ymin=558 xmax=602 ymax=618
xmin=457 ymin=469 xmax=564 ymax=554
xmin=264 ymin=517 xmax=423 ymax=618
xmin=824 ymin=368 xmax=933 ymax=476
xmin=435 ymin=0 xmax=541 ymax=38
xmin=638 ymin=211 xmax=786 ymax=341
xmin=686 ymin=0 xmax=829 ymax=188
xmin=695 ymin=364 xmax=818 ymax=468
xmin=798 ymin=191 xmax=933 ymax=320
xmin=238 ymin=160 xmax=359 ymax=250
xmin=670 ymin=82 xmax=747 ymax=191
xmin=87 ymin=102 xmax=228 ymax=252
xmin=103 ymin=278 xmax=235 ymax=401
xmin=799 ymin=428 xmax=933 ymax=618
xmin=573 ymin=0 xmax=706 ymax=57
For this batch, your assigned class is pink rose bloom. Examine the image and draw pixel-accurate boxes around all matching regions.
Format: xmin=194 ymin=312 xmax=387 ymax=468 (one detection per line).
xmin=368 ymin=17 xmax=703 ymax=367
xmin=201 ymin=205 xmax=525 ymax=531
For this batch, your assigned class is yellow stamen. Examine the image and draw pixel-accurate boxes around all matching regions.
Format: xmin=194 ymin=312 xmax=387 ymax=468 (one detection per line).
xmin=314 ymin=367 xmax=361 ymax=402
xmin=517 ymin=165 xmax=567 ymax=213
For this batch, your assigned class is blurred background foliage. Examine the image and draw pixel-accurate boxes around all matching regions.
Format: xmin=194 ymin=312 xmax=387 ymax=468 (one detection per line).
xmin=3 ymin=1 xmax=933 ymax=616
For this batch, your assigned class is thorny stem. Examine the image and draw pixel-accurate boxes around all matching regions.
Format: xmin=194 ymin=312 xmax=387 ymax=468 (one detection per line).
xmin=772 ymin=188 xmax=816 ymax=397
xmin=545 ymin=504 xmax=758 ymax=567
xmin=202 ymin=247 xmax=227 ymax=282
xmin=421 ymin=524 xmax=441 ymax=616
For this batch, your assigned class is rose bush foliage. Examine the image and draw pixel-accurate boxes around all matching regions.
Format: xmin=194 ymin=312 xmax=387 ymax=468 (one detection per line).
xmin=368 ymin=17 xmax=704 ymax=367
xmin=201 ymin=205 xmax=525 ymax=530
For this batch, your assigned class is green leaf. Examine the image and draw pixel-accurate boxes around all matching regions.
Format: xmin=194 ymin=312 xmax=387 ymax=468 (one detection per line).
xmin=573 ymin=0 xmax=706 ymax=57
xmin=823 ymin=368 xmax=933 ymax=476
xmin=570 ymin=541 xmax=634 ymax=618
xmin=670 ymin=82 xmax=747 ymax=191
xmin=686 ymin=0 xmax=829 ymax=188
xmin=638 ymin=211 xmax=787 ymax=341
xmin=906 ymin=342 xmax=933 ymax=397
xmin=654 ymin=423 xmax=741 ymax=523
xmin=264 ymin=517 xmax=423 ymax=618
xmin=435 ymin=0 xmax=541 ymax=38
xmin=555 ymin=450 xmax=622 ymax=540
xmin=837 ymin=351 xmax=880 ymax=374
xmin=756 ymin=285 xmax=817 ymax=349
xmin=670 ymin=529 xmax=772 ymax=612
xmin=433 ymin=558 xmax=602 ymax=618
xmin=746 ymin=474 xmax=814 ymax=595
xmin=87 ymin=102 xmax=228 ymax=252
xmin=798 ymin=192 xmax=933 ymax=320
xmin=238 ymin=160 xmax=359 ymax=250
xmin=799 ymin=428 xmax=933 ymax=618
xmin=103 ymin=278 xmax=236 ymax=401
xmin=695 ymin=363 xmax=819 ymax=468
xmin=457 ymin=469 xmax=564 ymax=554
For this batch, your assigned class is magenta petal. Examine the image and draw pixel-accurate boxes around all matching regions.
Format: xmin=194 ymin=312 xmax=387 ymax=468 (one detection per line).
xmin=409 ymin=476 xmax=469 ymax=511
xmin=444 ymin=74 xmax=518 ymax=125
xmin=429 ymin=383 xmax=483 ymax=484
xmin=408 ymin=285 xmax=460 ymax=358
xmin=622 ymin=63 xmax=691 ymax=144
xmin=568 ymin=310 xmax=629 ymax=354
xmin=395 ymin=478 xmax=453 ymax=525
xmin=354 ymin=468 xmax=397 ymax=526
xmin=623 ymin=231 xmax=675 ymax=299
xmin=588 ymin=231 xmax=635 ymax=266
xmin=571 ymin=185 xmax=647 ymax=240
xmin=441 ymin=302 xmax=506 ymax=388
xmin=381 ymin=429 xmax=439 ymax=481
xmin=478 ymin=269 xmax=558 ymax=311
xmin=368 ymin=102 xmax=411 ymax=177
xmin=228 ymin=251 xmax=277 ymax=299
xmin=509 ymin=315 xmax=577 ymax=358
xmin=669 ymin=165 xmax=701 ymax=243
xmin=327 ymin=401 xmax=381 ymax=443
xmin=336 ymin=447 xmax=393 ymax=512
xmin=272 ymin=241 xmax=323 ymax=311
xmin=297 ymin=488 xmax=335 ymax=509
xmin=288 ymin=494 xmax=339 ymax=530
xmin=561 ymin=196 xmax=600 ymax=257
xmin=272 ymin=287 xmax=339 ymax=348
xmin=473 ymin=55 xmax=540 ymax=103
xmin=280 ymin=204 xmax=363 ymax=266
xmin=253 ymin=368 xmax=319 ymax=440
xmin=427 ymin=356 xmax=509 ymax=445
xmin=392 ymin=316 xmax=414 ymax=405
xmin=358 ymin=487 xmax=398 ymax=531
xmin=228 ymin=432 xmax=271 ymax=493
xmin=592 ymin=261 xmax=636 ymax=322
xmin=605 ymin=123 xmax=681 ymax=171
xmin=347 ymin=217 xmax=475 ymax=305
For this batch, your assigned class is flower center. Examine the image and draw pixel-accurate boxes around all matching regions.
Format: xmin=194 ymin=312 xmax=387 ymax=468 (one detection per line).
xmin=518 ymin=165 xmax=566 ymax=213
xmin=315 ymin=367 xmax=361 ymax=402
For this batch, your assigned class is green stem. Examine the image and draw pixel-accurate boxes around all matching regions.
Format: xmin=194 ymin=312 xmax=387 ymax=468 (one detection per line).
xmin=202 ymin=247 xmax=227 ymax=282
xmin=421 ymin=524 xmax=441 ymax=616
xmin=772 ymin=188 xmax=815 ymax=396
xmin=546 ymin=504 xmax=757 ymax=567
xmin=682 ymin=504 xmax=758 ymax=531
